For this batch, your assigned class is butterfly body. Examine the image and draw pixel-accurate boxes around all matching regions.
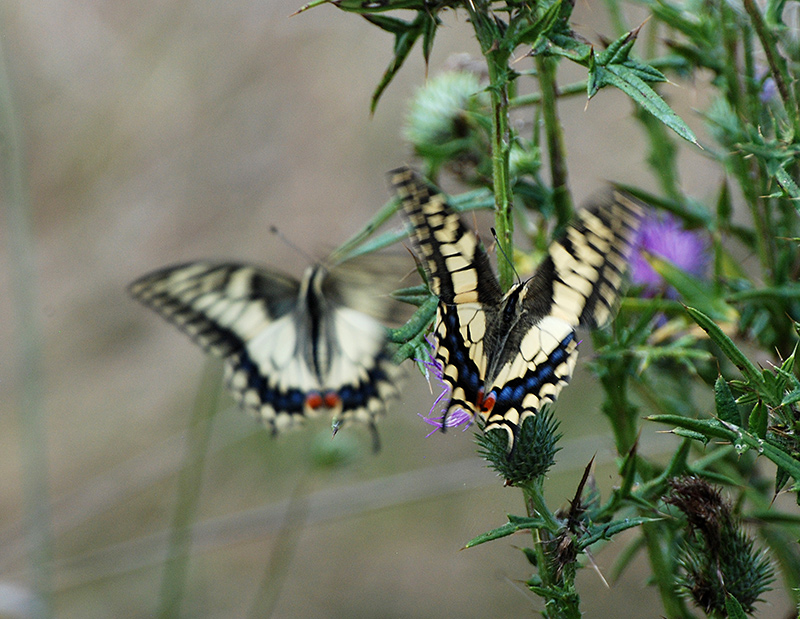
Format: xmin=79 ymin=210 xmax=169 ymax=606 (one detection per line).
xmin=391 ymin=167 xmax=643 ymax=451
xmin=130 ymin=259 xmax=401 ymax=445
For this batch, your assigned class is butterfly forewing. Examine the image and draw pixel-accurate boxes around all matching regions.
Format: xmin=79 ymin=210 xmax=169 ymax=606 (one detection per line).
xmin=391 ymin=166 xmax=643 ymax=453
xmin=391 ymin=167 xmax=501 ymax=422
xmin=129 ymin=263 xmax=299 ymax=357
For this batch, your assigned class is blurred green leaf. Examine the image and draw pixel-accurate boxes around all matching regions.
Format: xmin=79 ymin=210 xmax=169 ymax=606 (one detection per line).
xmin=512 ymin=1 xmax=561 ymax=48
xmin=725 ymin=593 xmax=749 ymax=619
xmin=646 ymin=254 xmax=737 ymax=322
xmin=365 ymin=11 xmax=427 ymax=113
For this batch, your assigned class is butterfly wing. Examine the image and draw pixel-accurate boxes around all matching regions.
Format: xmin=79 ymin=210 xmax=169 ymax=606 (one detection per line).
xmin=130 ymin=262 xmax=401 ymax=441
xmin=480 ymin=191 xmax=644 ymax=448
xmin=129 ymin=262 xmax=300 ymax=357
xmin=390 ymin=166 xmax=502 ymax=422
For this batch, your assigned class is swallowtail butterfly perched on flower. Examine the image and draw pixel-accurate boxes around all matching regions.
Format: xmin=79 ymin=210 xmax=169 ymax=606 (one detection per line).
xmin=390 ymin=166 xmax=644 ymax=453
xmin=129 ymin=256 xmax=406 ymax=451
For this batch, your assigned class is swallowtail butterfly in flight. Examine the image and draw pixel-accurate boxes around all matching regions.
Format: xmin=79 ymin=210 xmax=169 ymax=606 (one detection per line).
xmin=391 ymin=166 xmax=644 ymax=453
xmin=129 ymin=256 xmax=405 ymax=450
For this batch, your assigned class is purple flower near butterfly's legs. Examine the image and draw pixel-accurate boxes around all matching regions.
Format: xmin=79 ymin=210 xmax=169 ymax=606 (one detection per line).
xmin=630 ymin=212 xmax=709 ymax=298
xmin=416 ymin=336 xmax=473 ymax=436
xmin=419 ymin=408 xmax=474 ymax=436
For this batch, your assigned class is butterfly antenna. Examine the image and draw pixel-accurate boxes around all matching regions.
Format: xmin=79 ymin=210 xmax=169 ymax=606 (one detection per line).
xmin=269 ymin=225 xmax=317 ymax=264
xmin=491 ymin=227 xmax=521 ymax=284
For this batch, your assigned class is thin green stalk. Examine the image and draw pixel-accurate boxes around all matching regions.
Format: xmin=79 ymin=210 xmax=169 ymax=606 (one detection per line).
xmin=247 ymin=476 xmax=310 ymax=618
xmin=743 ymin=0 xmax=800 ymax=135
xmin=0 ymin=21 xmax=54 ymax=618
xmin=642 ymin=522 xmax=692 ymax=619
xmin=157 ymin=361 xmax=222 ymax=618
xmin=509 ymin=79 xmax=587 ymax=108
xmin=602 ymin=0 xmax=627 ymax=36
xmin=485 ymin=54 xmax=515 ymax=291
xmin=535 ymin=55 xmax=573 ymax=228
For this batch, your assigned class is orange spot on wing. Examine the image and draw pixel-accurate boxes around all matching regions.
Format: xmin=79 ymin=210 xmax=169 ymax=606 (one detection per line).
xmin=323 ymin=391 xmax=341 ymax=408
xmin=306 ymin=392 xmax=324 ymax=409
xmin=480 ymin=391 xmax=497 ymax=413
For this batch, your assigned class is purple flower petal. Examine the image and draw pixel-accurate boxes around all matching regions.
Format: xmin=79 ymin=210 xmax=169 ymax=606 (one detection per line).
xmin=630 ymin=212 xmax=709 ymax=297
xmin=415 ymin=335 xmax=474 ymax=436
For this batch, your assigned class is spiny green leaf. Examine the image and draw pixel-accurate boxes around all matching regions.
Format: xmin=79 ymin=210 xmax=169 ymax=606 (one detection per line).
xmin=576 ymin=517 xmax=660 ymax=550
xmin=389 ymin=294 xmax=437 ymax=344
xmin=782 ymin=389 xmax=800 ymax=406
xmin=672 ymin=428 xmax=710 ymax=444
xmin=464 ymin=515 xmax=549 ymax=548
xmin=748 ymin=400 xmax=769 ymax=439
xmin=714 ymin=376 xmax=740 ymax=425
xmin=775 ymin=164 xmax=800 ymax=205
xmin=602 ymin=63 xmax=698 ymax=144
xmin=596 ymin=28 xmax=638 ymax=66
xmin=648 ymin=414 xmax=800 ymax=484
xmin=684 ymin=306 xmax=767 ymax=391
xmin=366 ymin=11 xmax=426 ymax=114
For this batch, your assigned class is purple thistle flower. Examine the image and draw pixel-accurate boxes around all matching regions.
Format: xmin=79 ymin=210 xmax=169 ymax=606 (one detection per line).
xmin=630 ymin=212 xmax=708 ymax=298
xmin=417 ymin=336 xmax=473 ymax=436
xmin=760 ymin=76 xmax=777 ymax=103
xmin=757 ymin=66 xmax=778 ymax=103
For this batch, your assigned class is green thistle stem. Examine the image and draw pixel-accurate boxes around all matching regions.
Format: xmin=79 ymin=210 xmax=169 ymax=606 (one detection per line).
xmin=535 ymin=55 xmax=573 ymax=228
xmin=485 ymin=52 xmax=515 ymax=291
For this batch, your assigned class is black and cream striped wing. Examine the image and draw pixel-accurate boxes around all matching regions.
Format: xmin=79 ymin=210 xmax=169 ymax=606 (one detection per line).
xmin=129 ymin=262 xmax=401 ymax=441
xmin=391 ymin=167 xmax=501 ymax=424
xmin=129 ymin=262 xmax=299 ymax=357
xmin=391 ymin=166 xmax=643 ymax=452
xmin=479 ymin=191 xmax=644 ymax=447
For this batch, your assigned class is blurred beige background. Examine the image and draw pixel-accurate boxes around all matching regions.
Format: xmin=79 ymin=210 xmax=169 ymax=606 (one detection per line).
xmin=1 ymin=1 xmax=792 ymax=617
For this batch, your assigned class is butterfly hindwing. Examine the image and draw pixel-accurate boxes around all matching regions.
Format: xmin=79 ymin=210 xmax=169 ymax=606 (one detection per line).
xmin=391 ymin=167 xmax=643 ymax=452
xmin=130 ymin=261 xmax=401 ymax=444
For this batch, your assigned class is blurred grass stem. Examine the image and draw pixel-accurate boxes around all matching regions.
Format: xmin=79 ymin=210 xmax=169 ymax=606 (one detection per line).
xmin=247 ymin=475 xmax=309 ymax=618
xmin=157 ymin=361 xmax=222 ymax=618
xmin=0 ymin=22 xmax=55 ymax=618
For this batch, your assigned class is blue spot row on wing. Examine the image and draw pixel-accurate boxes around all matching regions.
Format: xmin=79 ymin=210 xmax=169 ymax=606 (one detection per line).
xmin=338 ymin=359 xmax=389 ymax=411
xmin=234 ymin=350 xmax=391 ymax=415
xmin=235 ymin=354 xmax=306 ymax=414
xmin=492 ymin=331 xmax=575 ymax=410
xmin=440 ymin=308 xmax=482 ymax=398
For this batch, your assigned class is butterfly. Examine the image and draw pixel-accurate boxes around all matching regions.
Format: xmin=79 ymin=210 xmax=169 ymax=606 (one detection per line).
xmin=390 ymin=166 xmax=644 ymax=453
xmin=129 ymin=256 xmax=406 ymax=450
